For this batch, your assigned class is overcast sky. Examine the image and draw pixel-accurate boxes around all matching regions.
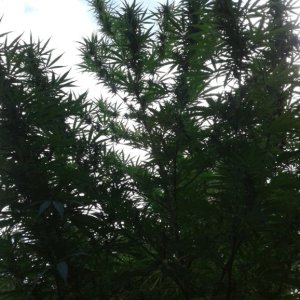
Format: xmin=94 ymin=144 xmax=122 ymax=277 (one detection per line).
xmin=0 ymin=0 xmax=162 ymax=97
xmin=0 ymin=0 xmax=107 ymax=97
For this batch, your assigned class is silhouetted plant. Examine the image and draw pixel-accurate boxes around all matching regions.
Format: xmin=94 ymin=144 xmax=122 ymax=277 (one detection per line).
xmin=0 ymin=0 xmax=300 ymax=298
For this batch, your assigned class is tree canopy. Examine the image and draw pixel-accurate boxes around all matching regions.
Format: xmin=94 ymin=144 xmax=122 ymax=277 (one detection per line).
xmin=0 ymin=0 xmax=300 ymax=299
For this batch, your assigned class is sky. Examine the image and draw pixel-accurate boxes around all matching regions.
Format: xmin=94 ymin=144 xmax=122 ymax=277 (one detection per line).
xmin=0 ymin=0 xmax=104 ymax=97
xmin=0 ymin=0 xmax=161 ymax=160
xmin=0 ymin=0 xmax=161 ymax=97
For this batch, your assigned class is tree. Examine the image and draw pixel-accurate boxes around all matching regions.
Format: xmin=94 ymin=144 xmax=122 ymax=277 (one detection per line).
xmin=0 ymin=0 xmax=300 ymax=299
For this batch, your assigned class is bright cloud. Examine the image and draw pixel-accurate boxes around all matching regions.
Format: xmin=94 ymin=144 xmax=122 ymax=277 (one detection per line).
xmin=0 ymin=0 xmax=100 ymax=96
xmin=0 ymin=0 xmax=165 ymax=97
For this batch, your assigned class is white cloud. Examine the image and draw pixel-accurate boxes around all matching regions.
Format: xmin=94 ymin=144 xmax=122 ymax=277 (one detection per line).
xmin=0 ymin=0 xmax=167 ymax=97
xmin=0 ymin=0 xmax=100 ymax=96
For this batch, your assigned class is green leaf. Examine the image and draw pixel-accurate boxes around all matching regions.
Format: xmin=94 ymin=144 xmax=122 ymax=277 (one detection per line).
xmin=52 ymin=201 xmax=64 ymax=218
xmin=56 ymin=261 xmax=68 ymax=283
xmin=38 ymin=201 xmax=51 ymax=215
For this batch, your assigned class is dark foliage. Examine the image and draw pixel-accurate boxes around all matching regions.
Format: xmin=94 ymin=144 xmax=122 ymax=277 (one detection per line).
xmin=0 ymin=0 xmax=300 ymax=299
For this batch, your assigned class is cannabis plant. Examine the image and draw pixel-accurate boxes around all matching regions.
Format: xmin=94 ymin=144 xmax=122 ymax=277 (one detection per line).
xmin=79 ymin=0 xmax=300 ymax=298
xmin=0 ymin=29 xmax=136 ymax=299
xmin=0 ymin=0 xmax=299 ymax=299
